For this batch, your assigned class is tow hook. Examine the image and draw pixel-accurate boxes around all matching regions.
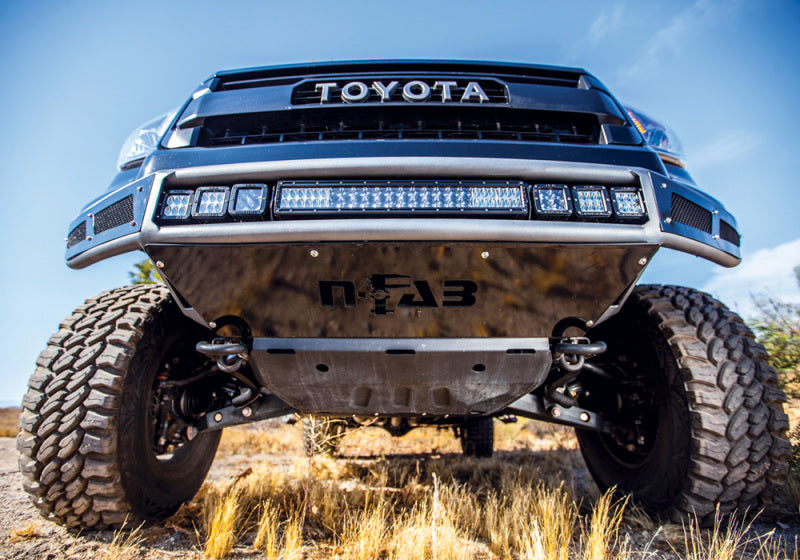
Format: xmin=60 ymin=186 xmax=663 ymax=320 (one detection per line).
xmin=547 ymin=337 xmax=608 ymax=408
xmin=196 ymin=338 xmax=249 ymax=373
xmin=553 ymin=337 xmax=607 ymax=372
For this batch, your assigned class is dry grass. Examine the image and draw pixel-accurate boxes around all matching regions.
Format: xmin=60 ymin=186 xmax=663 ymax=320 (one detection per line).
xmin=10 ymin=522 xmax=41 ymax=541
xmin=99 ymin=522 xmax=145 ymax=560
xmin=0 ymin=407 xmax=20 ymax=437
xmin=253 ymin=502 xmax=280 ymax=558
xmin=204 ymin=490 xmax=241 ymax=559
xmin=191 ymin=419 xmax=796 ymax=559
xmin=678 ymin=507 xmax=787 ymax=560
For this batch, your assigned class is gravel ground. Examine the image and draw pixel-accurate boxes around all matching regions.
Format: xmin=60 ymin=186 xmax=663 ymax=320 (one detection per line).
xmin=1 ymin=436 xmax=798 ymax=559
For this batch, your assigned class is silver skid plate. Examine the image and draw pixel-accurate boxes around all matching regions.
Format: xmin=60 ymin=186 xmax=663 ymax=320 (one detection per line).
xmin=249 ymin=338 xmax=551 ymax=416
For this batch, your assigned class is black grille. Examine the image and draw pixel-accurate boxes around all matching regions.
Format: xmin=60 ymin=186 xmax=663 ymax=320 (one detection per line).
xmin=292 ymin=78 xmax=508 ymax=105
xmin=720 ymin=220 xmax=740 ymax=246
xmin=199 ymin=107 xmax=598 ymax=147
xmin=94 ymin=195 xmax=134 ymax=234
xmin=671 ymin=194 xmax=712 ymax=234
xmin=67 ymin=222 xmax=86 ymax=248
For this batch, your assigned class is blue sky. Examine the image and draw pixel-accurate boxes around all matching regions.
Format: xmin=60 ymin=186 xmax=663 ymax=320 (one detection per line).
xmin=1 ymin=0 xmax=798 ymax=404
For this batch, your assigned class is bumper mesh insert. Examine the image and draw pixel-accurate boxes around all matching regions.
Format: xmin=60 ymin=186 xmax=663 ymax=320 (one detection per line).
xmin=94 ymin=195 xmax=134 ymax=234
xmin=671 ymin=193 xmax=712 ymax=234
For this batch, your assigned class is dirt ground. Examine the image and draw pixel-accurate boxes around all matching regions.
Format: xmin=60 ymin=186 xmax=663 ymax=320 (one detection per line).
xmin=1 ymin=423 xmax=799 ymax=560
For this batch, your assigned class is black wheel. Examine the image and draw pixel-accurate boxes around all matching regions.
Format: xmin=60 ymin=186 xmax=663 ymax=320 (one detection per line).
xmin=459 ymin=417 xmax=494 ymax=458
xmin=577 ymin=285 xmax=790 ymax=525
xmin=17 ymin=285 xmax=221 ymax=530
xmin=302 ymin=416 xmax=347 ymax=456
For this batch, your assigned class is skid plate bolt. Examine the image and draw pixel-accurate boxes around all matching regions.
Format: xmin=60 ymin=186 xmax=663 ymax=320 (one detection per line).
xmin=156 ymin=260 xmax=165 ymax=268
xmin=310 ymin=249 xmax=319 ymax=258
xmin=242 ymin=407 xmax=252 ymax=418
xmin=579 ymin=412 xmax=590 ymax=422
xmin=213 ymin=412 xmax=223 ymax=423
xmin=209 ymin=321 xmax=217 ymax=329
xmin=480 ymin=251 xmax=490 ymax=259
xmin=586 ymin=320 xmax=594 ymax=328
xmin=638 ymin=257 xmax=648 ymax=266
xmin=550 ymin=406 xmax=562 ymax=418
xmin=660 ymin=183 xmax=667 ymax=189
xmin=664 ymin=217 xmax=673 ymax=224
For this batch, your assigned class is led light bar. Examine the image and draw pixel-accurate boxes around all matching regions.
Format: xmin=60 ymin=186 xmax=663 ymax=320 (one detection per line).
xmin=229 ymin=184 xmax=269 ymax=216
xmin=609 ymin=187 xmax=646 ymax=218
xmin=160 ymin=190 xmax=193 ymax=220
xmin=532 ymin=184 xmax=572 ymax=217
xmin=192 ymin=187 xmax=229 ymax=218
xmin=572 ymin=186 xmax=612 ymax=218
xmin=275 ymin=181 xmax=528 ymax=216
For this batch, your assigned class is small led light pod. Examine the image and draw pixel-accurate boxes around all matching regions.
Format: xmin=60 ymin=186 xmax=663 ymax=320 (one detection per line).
xmin=572 ymin=186 xmax=612 ymax=218
xmin=609 ymin=187 xmax=647 ymax=218
xmin=191 ymin=187 xmax=230 ymax=218
xmin=229 ymin=184 xmax=269 ymax=216
xmin=532 ymin=184 xmax=573 ymax=217
xmin=160 ymin=190 xmax=193 ymax=220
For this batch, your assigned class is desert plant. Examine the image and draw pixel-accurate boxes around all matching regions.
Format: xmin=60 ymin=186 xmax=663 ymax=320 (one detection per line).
xmin=204 ymin=490 xmax=241 ymax=559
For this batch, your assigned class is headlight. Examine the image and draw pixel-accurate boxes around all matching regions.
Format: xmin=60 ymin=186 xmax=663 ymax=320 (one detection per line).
xmin=623 ymin=105 xmax=685 ymax=166
xmin=117 ymin=109 xmax=177 ymax=170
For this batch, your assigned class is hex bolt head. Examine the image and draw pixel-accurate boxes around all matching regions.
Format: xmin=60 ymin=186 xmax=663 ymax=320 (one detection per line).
xmin=579 ymin=412 xmax=590 ymax=422
xmin=242 ymin=407 xmax=252 ymax=418
xmin=310 ymin=249 xmax=319 ymax=258
xmin=481 ymin=251 xmax=490 ymax=259
xmin=638 ymin=257 xmax=648 ymax=266
xmin=550 ymin=406 xmax=562 ymax=418
xmin=156 ymin=261 xmax=165 ymax=268
xmin=213 ymin=412 xmax=223 ymax=423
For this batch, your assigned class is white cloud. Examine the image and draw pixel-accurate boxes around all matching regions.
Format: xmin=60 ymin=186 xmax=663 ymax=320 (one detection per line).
xmin=691 ymin=131 xmax=762 ymax=168
xmin=701 ymin=238 xmax=800 ymax=318
xmin=618 ymin=0 xmax=740 ymax=82
xmin=565 ymin=6 xmax=626 ymax=62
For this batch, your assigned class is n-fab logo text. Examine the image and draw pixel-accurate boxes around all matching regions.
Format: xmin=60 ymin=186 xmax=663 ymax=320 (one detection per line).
xmin=320 ymin=274 xmax=477 ymax=316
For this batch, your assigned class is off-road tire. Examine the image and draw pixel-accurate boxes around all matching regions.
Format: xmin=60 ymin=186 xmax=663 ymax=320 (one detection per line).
xmin=577 ymin=285 xmax=790 ymax=525
xmin=302 ymin=416 xmax=347 ymax=456
xmin=459 ymin=417 xmax=494 ymax=458
xmin=17 ymin=284 xmax=221 ymax=530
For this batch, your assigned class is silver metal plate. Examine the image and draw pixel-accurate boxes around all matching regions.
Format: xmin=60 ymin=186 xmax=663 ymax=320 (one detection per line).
xmin=249 ymin=337 xmax=551 ymax=416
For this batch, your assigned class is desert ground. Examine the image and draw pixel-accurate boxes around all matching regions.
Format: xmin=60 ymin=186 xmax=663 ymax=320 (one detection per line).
xmin=0 ymin=411 xmax=798 ymax=560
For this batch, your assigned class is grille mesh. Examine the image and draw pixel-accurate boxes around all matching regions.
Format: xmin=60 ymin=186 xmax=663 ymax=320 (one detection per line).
xmin=67 ymin=222 xmax=86 ymax=248
xmin=200 ymin=108 xmax=597 ymax=147
xmin=671 ymin=194 xmax=712 ymax=234
xmin=720 ymin=220 xmax=741 ymax=246
xmin=94 ymin=195 xmax=134 ymax=234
